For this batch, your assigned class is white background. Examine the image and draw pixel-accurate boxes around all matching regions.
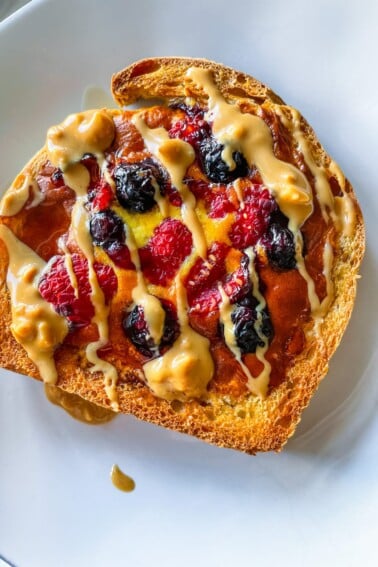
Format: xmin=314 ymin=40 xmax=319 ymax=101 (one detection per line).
xmin=0 ymin=1 xmax=377 ymax=566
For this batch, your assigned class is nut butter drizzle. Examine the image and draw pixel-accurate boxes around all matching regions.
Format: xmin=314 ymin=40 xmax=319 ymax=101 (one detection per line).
xmin=276 ymin=107 xmax=335 ymax=224
xmin=277 ymin=107 xmax=356 ymax=238
xmin=47 ymin=110 xmax=120 ymax=410
xmin=328 ymin=160 xmax=356 ymax=238
xmin=0 ymin=174 xmax=43 ymax=216
xmin=143 ymin=275 xmax=214 ymax=401
xmin=45 ymin=383 xmax=116 ymax=424
xmin=0 ymin=224 xmax=68 ymax=382
xmin=132 ymin=113 xmax=208 ymax=258
xmin=124 ymin=228 xmax=165 ymax=346
xmin=218 ymin=247 xmax=271 ymax=398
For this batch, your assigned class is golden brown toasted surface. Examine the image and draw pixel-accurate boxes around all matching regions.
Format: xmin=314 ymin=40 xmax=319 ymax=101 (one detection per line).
xmin=0 ymin=57 xmax=365 ymax=453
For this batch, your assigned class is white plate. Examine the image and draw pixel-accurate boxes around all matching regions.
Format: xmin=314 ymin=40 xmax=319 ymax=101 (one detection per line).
xmin=0 ymin=1 xmax=377 ymax=565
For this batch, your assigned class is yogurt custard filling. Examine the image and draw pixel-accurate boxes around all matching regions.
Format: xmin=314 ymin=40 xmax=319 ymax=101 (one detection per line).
xmin=0 ymin=66 xmax=356 ymax=409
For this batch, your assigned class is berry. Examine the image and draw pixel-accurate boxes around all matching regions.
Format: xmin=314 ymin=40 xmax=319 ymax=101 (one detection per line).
xmin=51 ymin=169 xmax=64 ymax=187
xmin=186 ymin=179 xmax=236 ymax=219
xmin=105 ymin=241 xmax=134 ymax=270
xmin=123 ymin=300 xmax=179 ymax=357
xmin=169 ymin=107 xmax=210 ymax=147
xmin=89 ymin=181 xmax=114 ymax=211
xmin=231 ymin=302 xmax=273 ymax=354
xmin=229 ymin=186 xmax=277 ymax=249
xmin=198 ymin=137 xmax=249 ymax=184
xmin=114 ymin=159 xmax=165 ymax=213
xmin=89 ymin=209 xmax=125 ymax=248
xmin=164 ymin=183 xmax=182 ymax=207
xmin=139 ymin=219 xmax=193 ymax=285
xmin=222 ymin=254 xmax=251 ymax=303
xmin=38 ymin=254 xmax=117 ymax=328
xmin=263 ymin=222 xmax=296 ymax=270
xmin=185 ymin=242 xmax=229 ymax=311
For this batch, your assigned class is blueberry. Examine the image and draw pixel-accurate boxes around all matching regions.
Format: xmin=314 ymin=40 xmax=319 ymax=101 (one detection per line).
xmin=114 ymin=159 xmax=165 ymax=213
xmin=264 ymin=222 xmax=296 ymax=270
xmin=123 ymin=300 xmax=179 ymax=358
xmin=198 ymin=137 xmax=249 ymax=184
xmin=89 ymin=209 xmax=125 ymax=248
xmin=231 ymin=301 xmax=273 ymax=355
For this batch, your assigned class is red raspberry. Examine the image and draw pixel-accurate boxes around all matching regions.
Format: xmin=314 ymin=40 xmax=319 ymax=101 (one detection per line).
xmin=169 ymin=109 xmax=210 ymax=147
xmin=229 ymin=185 xmax=277 ymax=249
xmin=91 ymin=181 xmax=114 ymax=211
xmin=38 ymin=254 xmax=117 ymax=328
xmin=187 ymin=179 xmax=236 ymax=219
xmin=164 ymin=183 xmax=182 ymax=207
xmin=139 ymin=219 xmax=193 ymax=285
xmin=185 ymin=242 xmax=229 ymax=311
xmin=222 ymin=254 xmax=251 ymax=303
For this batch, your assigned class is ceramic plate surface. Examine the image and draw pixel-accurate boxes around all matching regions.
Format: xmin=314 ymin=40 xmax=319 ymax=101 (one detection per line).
xmin=0 ymin=1 xmax=377 ymax=565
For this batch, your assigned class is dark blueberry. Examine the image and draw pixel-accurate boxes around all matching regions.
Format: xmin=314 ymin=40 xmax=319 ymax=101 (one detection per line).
xmin=114 ymin=159 xmax=166 ymax=213
xmin=89 ymin=209 xmax=125 ymax=248
xmin=51 ymin=169 xmax=64 ymax=187
xmin=264 ymin=222 xmax=296 ymax=270
xmin=123 ymin=300 xmax=179 ymax=358
xmin=198 ymin=137 xmax=249 ymax=184
xmin=169 ymin=102 xmax=205 ymax=119
xmin=230 ymin=303 xmax=273 ymax=355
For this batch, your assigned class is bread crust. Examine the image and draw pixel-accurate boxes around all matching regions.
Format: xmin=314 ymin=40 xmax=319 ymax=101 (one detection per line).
xmin=0 ymin=58 xmax=365 ymax=453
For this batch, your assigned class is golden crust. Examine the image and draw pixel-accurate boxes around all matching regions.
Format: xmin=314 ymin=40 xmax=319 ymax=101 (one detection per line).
xmin=0 ymin=58 xmax=365 ymax=453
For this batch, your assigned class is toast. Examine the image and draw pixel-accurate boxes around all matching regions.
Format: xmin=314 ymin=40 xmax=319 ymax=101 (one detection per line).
xmin=0 ymin=57 xmax=365 ymax=453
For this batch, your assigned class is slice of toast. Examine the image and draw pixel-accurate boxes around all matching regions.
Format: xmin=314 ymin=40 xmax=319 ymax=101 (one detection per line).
xmin=0 ymin=58 xmax=365 ymax=453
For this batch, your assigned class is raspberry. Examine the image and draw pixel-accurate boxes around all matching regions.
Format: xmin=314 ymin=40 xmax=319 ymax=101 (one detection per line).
xmin=169 ymin=106 xmax=210 ymax=147
xmin=186 ymin=179 xmax=236 ymax=219
xmin=38 ymin=254 xmax=117 ymax=328
xmin=90 ymin=181 xmax=114 ymax=211
xmin=105 ymin=241 xmax=134 ymax=270
xmin=139 ymin=219 xmax=193 ymax=285
xmin=185 ymin=242 xmax=229 ymax=311
xmin=222 ymin=254 xmax=251 ymax=303
xmin=164 ymin=183 xmax=182 ymax=207
xmin=229 ymin=185 xmax=277 ymax=249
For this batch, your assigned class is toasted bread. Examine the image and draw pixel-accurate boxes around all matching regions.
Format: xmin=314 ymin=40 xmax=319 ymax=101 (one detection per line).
xmin=0 ymin=57 xmax=365 ymax=453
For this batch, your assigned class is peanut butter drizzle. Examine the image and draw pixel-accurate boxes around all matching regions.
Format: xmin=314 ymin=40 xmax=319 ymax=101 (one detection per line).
xmin=276 ymin=107 xmax=335 ymax=224
xmin=132 ymin=113 xmax=208 ymax=258
xmin=278 ymin=107 xmax=356 ymax=238
xmin=328 ymin=160 xmax=356 ymax=238
xmin=246 ymin=247 xmax=272 ymax=386
xmin=186 ymin=67 xmax=313 ymax=232
xmin=218 ymin=248 xmax=271 ymax=398
xmin=143 ymin=275 xmax=214 ymax=401
xmin=125 ymin=227 xmax=165 ymax=346
xmin=0 ymin=174 xmax=43 ymax=216
xmin=0 ymin=225 xmax=68 ymax=383
xmin=47 ymin=110 xmax=120 ymax=411
xmin=110 ymin=464 xmax=135 ymax=492
xmin=47 ymin=110 xmax=115 ymax=171
xmin=45 ymin=384 xmax=116 ymax=424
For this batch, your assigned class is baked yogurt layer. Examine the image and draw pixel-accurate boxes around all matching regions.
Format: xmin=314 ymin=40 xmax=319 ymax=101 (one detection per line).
xmin=0 ymin=58 xmax=365 ymax=453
